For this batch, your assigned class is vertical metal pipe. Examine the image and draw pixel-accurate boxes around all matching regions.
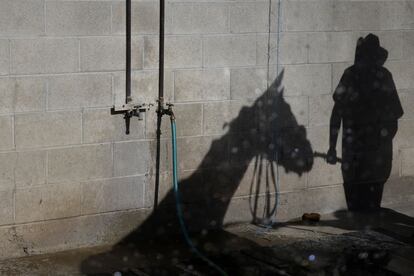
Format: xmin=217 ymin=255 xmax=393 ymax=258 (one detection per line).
xmin=154 ymin=0 xmax=166 ymax=210
xmin=126 ymin=0 xmax=132 ymax=104
xmin=154 ymin=117 xmax=162 ymax=209
xmin=158 ymin=0 xmax=165 ymax=102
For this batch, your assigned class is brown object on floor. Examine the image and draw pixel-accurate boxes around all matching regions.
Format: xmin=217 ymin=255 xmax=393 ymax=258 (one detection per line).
xmin=302 ymin=213 xmax=321 ymax=222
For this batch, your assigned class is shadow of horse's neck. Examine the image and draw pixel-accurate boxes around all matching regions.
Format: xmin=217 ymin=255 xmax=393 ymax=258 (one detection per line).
xmin=127 ymin=72 xmax=314 ymax=239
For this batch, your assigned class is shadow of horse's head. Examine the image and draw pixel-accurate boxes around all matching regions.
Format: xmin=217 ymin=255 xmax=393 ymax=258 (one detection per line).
xmin=226 ymin=70 xmax=314 ymax=176
xmin=79 ymin=71 xmax=316 ymax=276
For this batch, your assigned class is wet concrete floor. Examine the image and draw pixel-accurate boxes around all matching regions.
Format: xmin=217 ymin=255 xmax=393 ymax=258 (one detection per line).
xmin=1 ymin=202 xmax=413 ymax=275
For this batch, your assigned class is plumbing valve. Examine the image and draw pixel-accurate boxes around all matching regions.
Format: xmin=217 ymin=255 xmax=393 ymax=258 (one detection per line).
xmin=157 ymin=102 xmax=175 ymax=120
xmin=111 ymin=102 xmax=153 ymax=134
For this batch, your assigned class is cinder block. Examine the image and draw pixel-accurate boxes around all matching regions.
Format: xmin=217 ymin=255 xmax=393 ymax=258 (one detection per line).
xmin=203 ymin=100 xmax=252 ymax=135
xmin=396 ymin=119 xmax=414 ymax=149
xmin=383 ymin=176 xmax=414 ymax=204
xmin=230 ymin=68 xmax=267 ymax=100
xmin=172 ymin=3 xmax=229 ymax=34
xmin=203 ymin=35 xmax=256 ymax=67
xmin=151 ymin=140 xmax=170 ymax=174
xmin=309 ymin=94 xmax=334 ymax=126
xmin=379 ymin=1 xmax=412 ymax=30
xmin=113 ymin=141 xmax=151 ymax=177
xmin=145 ymin=172 xmax=171 ymax=207
xmin=307 ymin=125 xmax=334 ymax=154
xmin=256 ymin=32 xmax=308 ymax=66
xmin=46 ymin=1 xmax=111 ymax=35
xmin=274 ymin=191 xmax=307 ymax=221
xmin=146 ymin=103 xmax=203 ymax=138
xmin=278 ymin=168 xmax=307 ymax=193
xmin=15 ymin=184 xmax=82 ymax=223
xmin=0 ymin=153 xmax=16 ymax=191
xmin=5 ymin=209 xmax=149 ymax=259
xmin=80 ymin=36 xmax=143 ymax=72
xmin=333 ymin=1 xmax=380 ymax=31
xmin=0 ymin=77 xmax=45 ymax=114
xmin=83 ymin=108 xmax=145 ymax=144
xmin=223 ymin=196 xmax=255 ymax=224
xmin=15 ymin=151 xmax=46 ymax=188
xmin=82 ymin=176 xmax=146 ymax=215
xmin=283 ymin=64 xmax=331 ymax=96
xmin=303 ymin=185 xmax=347 ymax=214
xmin=402 ymin=1 xmax=414 ymax=30
xmin=403 ymin=31 xmax=414 ymax=61
xmin=386 ymin=60 xmax=414 ymax=91
xmin=10 ymin=39 xmax=78 ymax=74
xmin=0 ymin=0 xmax=44 ymax=36
xmin=174 ymin=69 xmax=230 ymax=102
xmin=307 ymin=157 xmax=342 ymax=188
xmin=0 ymin=190 xmax=13 ymax=225
xmin=13 ymin=77 xmax=45 ymax=112
xmin=233 ymin=162 xmax=258 ymax=197
xmin=0 ymin=224 xmax=38 ymax=258
xmin=144 ymin=36 xmax=202 ymax=69
xmin=177 ymin=135 xmax=228 ymax=171
xmin=48 ymin=144 xmax=112 ymax=183
xmin=144 ymin=173 xmax=172 ymax=208
xmin=308 ymin=32 xmax=354 ymax=63
xmin=0 ymin=40 xmax=8 ymax=76
xmin=283 ymin=1 xmax=333 ymax=32
xmin=0 ymin=116 xmax=13 ymax=151
xmin=230 ymin=3 xmax=268 ymax=33
xmin=15 ymin=111 xmax=81 ymax=149
xmin=399 ymin=93 xmax=414 ymax=120
xmin=48 ymin=74 xmax=112 ymax=110
xmin=112 ymin=2 xmax=164 ymax=35
xmin=113 ymin=70 xmax=174 ymax=107
xmin=400 ymin=148 xmax=414 ymax=177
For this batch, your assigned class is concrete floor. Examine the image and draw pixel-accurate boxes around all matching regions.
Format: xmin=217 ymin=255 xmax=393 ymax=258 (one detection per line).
xmin=1 ymin=202 xmax=414 ymax=275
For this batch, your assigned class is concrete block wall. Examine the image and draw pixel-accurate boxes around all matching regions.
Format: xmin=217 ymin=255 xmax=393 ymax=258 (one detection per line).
xmin=0 ymin=0 xmax=413 ymax=258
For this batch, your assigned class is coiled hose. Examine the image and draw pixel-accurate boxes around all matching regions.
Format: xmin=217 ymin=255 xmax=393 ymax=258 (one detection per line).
xmin=170 ymin=115 xmax=228 ymax=276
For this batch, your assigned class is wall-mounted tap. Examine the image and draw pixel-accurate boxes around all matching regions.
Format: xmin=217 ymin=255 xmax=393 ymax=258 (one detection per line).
xmin=111 ymin=103 xmax=153 ymax=134
xmin=157 ymin=102 xmax=175 ymax=120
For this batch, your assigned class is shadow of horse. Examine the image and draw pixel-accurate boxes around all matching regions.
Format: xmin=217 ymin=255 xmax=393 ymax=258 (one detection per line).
xmin=81 ymin=71 xmax=314 ymax=274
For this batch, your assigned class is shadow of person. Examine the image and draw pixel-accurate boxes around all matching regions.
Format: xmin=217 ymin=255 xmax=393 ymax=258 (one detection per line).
xmin=270 ymin=34 xmax=412 ymax=275
xmin=81 ymin=71 xmax=315 ymax=275
xmin=326 ymin=33 xmax=404 ymax=212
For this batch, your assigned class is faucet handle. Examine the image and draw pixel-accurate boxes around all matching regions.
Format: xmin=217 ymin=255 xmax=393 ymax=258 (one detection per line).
xmin=124 ymin=111 xmax=132 ymax=135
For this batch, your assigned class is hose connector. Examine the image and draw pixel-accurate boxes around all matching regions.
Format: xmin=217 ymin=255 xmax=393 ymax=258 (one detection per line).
xmin=158 ymin=102 xmax=175 ymax=120
xmin=165 ymin=103 xmax=175 ymax=121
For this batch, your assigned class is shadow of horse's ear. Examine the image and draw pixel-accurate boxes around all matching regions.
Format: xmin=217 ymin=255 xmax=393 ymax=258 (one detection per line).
xmin=269 ymin=69 xmax=284 ymax=91
xmin=276 ymin=68 xmax=284 ymax=83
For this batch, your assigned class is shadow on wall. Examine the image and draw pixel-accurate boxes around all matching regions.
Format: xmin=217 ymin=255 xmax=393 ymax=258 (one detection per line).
xmin=81 ymin=70 xmax=315 ymax=274
xmin=128 ymin=70 xmax=313 ymax=234
xmin=326 ymin=33 xmax=404 ymax=211
xmin=80 ymin=33 xmax=409 ymax=275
